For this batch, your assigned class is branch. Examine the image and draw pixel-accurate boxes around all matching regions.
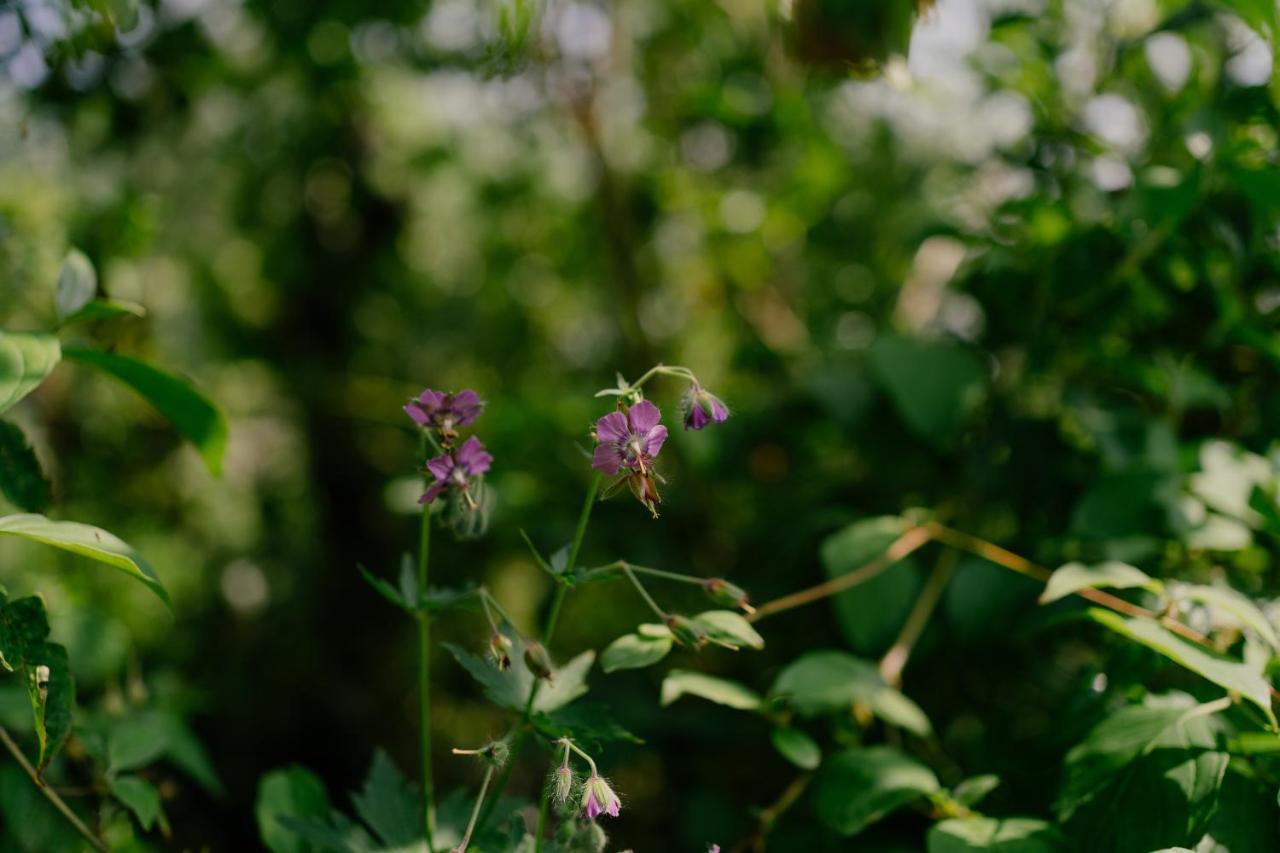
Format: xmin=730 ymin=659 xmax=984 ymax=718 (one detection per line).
xmin=879 ymin=549 xmax=957 ymax=688
xmin=0 ymin=727 xmax=107 ymax=852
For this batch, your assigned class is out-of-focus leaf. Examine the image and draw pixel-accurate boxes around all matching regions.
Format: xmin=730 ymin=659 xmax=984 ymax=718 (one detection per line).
xmin=690 ymin=610 xmax=764 ymax=650
xmin=813 ymin=746 xmax=940 ymax=836
xmin=600 ymin=631 xmax=672 ymax=673
xmin=357 ymin=564 xmax=410 ymax=612
xmin=59 ymin=298 xmax=147 ymax=326
xmin=0 ymin=594 xmax=73 ymax=771
xmin=108 ymin=712 xmax=169 ymax=772
xmin=351 ymin=750 xmax=420 ymax=848
xmin=771 ymin=727 xmax=821 ymax=769
xmin=0 ymin=420 xmax=50 ymax=512
xmin=1086 ymin=610 xmax=1274 ymax=721
xmin=108 ymin=775 xmax=163 ymax=831
xmin=770 ymin=650 xmax=932 ymax=735
xmin=255 ymin=766 xmax=333 ymax=853
xmin=659 ymin=669 xmax=762 ymax=711
xmin=1040 ymin=561 xmax=1160 ymax=604
xmin=928 ymin=816 xmax=1063 ymax=852
xmin=55 ymin=249 xmax=97 ymax=319
xmin=951 ymin=774 xmax=1000 ymax=808
xmin=820 ymin=516 xmax=923 ymax=655
xmin=0 ymin=762 xmax=84 ymax=850
xmin=62 ymin=345 xmax=228 ymax=475
xmin=866 ymin=334 xmax=987 ymax=445
xmin=0 ymin=332 xmax=61 ymax=415
xmin=533 ymin=701 xmax=643 ymax=746
xmin=0 ymin=514 xmax=169 ymax=607
xmin=1194 ymin=766 xmax=1274 ymax=853
xmin=446 ymin=635 xmax=592 ymax=714
xmin=1171 ymin=583 xmax=1280 ymax=650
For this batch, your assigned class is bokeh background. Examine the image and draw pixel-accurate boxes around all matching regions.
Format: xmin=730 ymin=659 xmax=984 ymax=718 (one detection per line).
xmin=4 ymin=0 xmax=1280 ymax=849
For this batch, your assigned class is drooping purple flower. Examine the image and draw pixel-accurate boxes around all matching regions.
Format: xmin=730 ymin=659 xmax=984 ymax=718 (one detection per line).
xmin=591 ymin=400 xmax=668 ymax=476
xmin=582 ymin=774 xmax=621 ymax=820
xmin=420 ymin=436 xmax=493 ymax=506
xmin=682 ymin=384 xmax=729 ymax=431
xmin=405 ymin=388 xmax=484 ymax=434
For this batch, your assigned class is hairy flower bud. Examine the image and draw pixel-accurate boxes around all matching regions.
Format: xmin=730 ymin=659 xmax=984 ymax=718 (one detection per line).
xmin=702 ymin=578 xmax=753 ymax=614
xmin=488 ymin=631 xmax=514 ymax=670
xmin=551 ymin=764 xmax=575 ymax=806
xmin=665 ymin=614 xmax=708 ymax=650
xmin=482 ymin=739 xmax=510 ymax=767
xmin=524 ymin=641 xmax=555 ymax=681
xmin=581 ymin=773 xmax=621 ymax=820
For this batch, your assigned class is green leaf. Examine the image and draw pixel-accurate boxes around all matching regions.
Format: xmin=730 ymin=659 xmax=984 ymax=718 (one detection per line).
xmin=691 ymin=610 xmax=764 ymax=650
xmin=866 ymin=334 xmax=987 ymax=445
xmin=446 ymin=634 xmax=592 ymax=714
xmin=532 ymin=701 xmax=643 ymax=746
xmin=351 ymin=750 xmax=420 ymax=848
xmin=659 ymin=669 xmax=763 ymax=711
xmin=600 ymin=631 xmax=672 ymax=673
xmin=108 ymin=775 xmax=163 ymax=831
xmin=357 ymin=564 xmax=410 ymax=612
xmin=928 ymin=817 xmax=1064 ymax=852
xmin=255 ymin=766 xmax=334 ymax=853
xmin=813 ymin=746 xmax=940 ymax=836
xmin=0 ymin=594 xmax=73 ymax=771
xmin=1058 ymin=696 xmax=1230 ymax=852
xmin=771 ymin=727 xmax=821 ymax=769
xmin=55 ymin=249 xmax=97 ymax=320
xmin=1172 ymin=583 xmax=1280 ymax=650
xmin=0 ymin=514 xmax=169 ymax=607
xmin=951 ymin=774 xmax=1000 ymax=808
xmin=820 ymin=516 xmax=924 ymax=655
xmin=108 ymin=712 xmax=169 ymax=772
xmin=0 ymin=420 xmax=51 ymax=512
xmin=59 ymin=298 xmax=147 ymax=326
xmin=62 ymin=346 xmax=228 ymax=475
xmin=770 ymin=650 xmax=932 ymax=736
xmin=1086 ymin=610 xmax=1274 ymax=722
xmin=1040 ymin=561 xmax=1159 ymax=604
xmin=0 ymin=332 xmax=61 ymax=415
xmin=1195 ymin=766 xmax=1275 ymax=853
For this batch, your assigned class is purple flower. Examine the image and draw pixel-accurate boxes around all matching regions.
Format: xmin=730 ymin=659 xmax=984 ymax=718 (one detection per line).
xmin=405 ymin=388 xmax=484 ymax=434
xmin=591 ymin=400 xmax=668 ymax=476
xmin=682 ymin=384 xmax=729 ymax=430
xmin=420 ymin=436 xmax=493 ymax=506
xmin=582 ymin=774 xmax=621 ymax=820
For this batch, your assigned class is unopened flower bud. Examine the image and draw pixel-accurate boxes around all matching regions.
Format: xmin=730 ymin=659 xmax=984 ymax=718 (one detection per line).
xmin=581 ymin=773 xmax=621 ymax=820
xmin=626 ymin=471 xmax=661 ymax=518
xmin=665 ymin=614 xmax=707 ymax=650
xmin=488 ymin=632 xmax=514 ymax=670
xmin=702 ymin=578 xmax=753 ymax=614
xmin=482 ymin=739 xmax=510 ymax=767
xmin=551 ymin=764 xmax=575 ymax=806
xmin=524 ymin=641 xmax=555 ymax=681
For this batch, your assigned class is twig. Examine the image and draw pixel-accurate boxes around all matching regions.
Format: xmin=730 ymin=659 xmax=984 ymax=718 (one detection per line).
xmin=735 ymin=771 xmax=813 ymax=853
xmin=879 ymin=549 xmax=957 ymax=688
xmin=0 ymin=726 xmax=107 ymax=852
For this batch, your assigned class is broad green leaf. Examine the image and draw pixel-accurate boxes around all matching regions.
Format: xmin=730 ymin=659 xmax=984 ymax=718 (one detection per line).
xmin=771 ymin=727 xmax=821 ymax=769
xmin=108 ymin=712 xmax=169 ymax=772
xmin=951 ymin=774 xmax=1000 ymax=808
xmin=866 ymin=334 xmax=987 ymax=445
xmin=928 ymin=817 xmax=1063 ymax=852
xmin=351 ymin=750 xmax=420 ymax=848
xmin=659 ymin=669 xmax=762 ymax=711
xmin=0 ymin=332 xmax=61 ymax=415
xmin=446 ymin=634 xmax=592 ymax=714
xmin=691 ymin=610 xmax=764 ymax=650
xmin=62 ymin=345 xmax=228 ymax=475
xmin=1194 ymin=766 xmax=1275 ymax=853
xmin=59 ymin=298 xmax=147 ymax=326
xmin=1087 ymin=609 xmax=1274 ymax=721
xmin=255 ymin=766 xmax=333 ymax=853
xmin=1040 ymin=561 xmax=1159 ymax=604
xmin=813 ymin=746 xmax=940 ymax=836
xmin=108 ymin=775 xmax=162 ymax=831
xmin=1172 ymin=583 xmax=1280 ymax=650
xmin=0 ymin=594 xmax=73 ymax=771
xmin=770 ymin=650 xmax=932 ymax=735
xmin=0 ymin=514 xmax=169 ymax=607
xmin=820 ymin=516 xmax=923 ymax=655
xmin=0 ymin=420 xmax=51 ymax=512
xmin=601 ymin=631 xmax=672 ymax=673
xmin=532 ymin=701 xmax=643 ymax=745
xmin=55 ymin=249 xmax=97 ymax=320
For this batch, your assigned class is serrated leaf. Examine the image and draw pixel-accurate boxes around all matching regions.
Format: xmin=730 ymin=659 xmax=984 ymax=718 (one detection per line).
xmin=532 ymin=701 xmax=643 ymax=746
xmin=813 ymin=746 xmax=940 ymax=836
xmin=772 ymin=727 xmax=821 ymax=769
xmin=659 ymin=669 xmax=762 ymax=711
xmin=0 ymin=514 xmax=169 ymax=607
xmin=1087 ymin=609 xmax=1274 ymax=722
xmin=0 ymin=420 xmax=50 ymax=512
xmin=62 ymin=346 xmax=227 ymax=475
xmin=928 ymin=816 xmax=1063 ymax=852
xmin=357 ymin=564 xmax=410 ymax=612
xmin=108 ymin=774 xmax=162 ymax=831
xmin=446 ymin=633 xmax=592 ymax=714
xmin=691 ymin=610 xmax=764 ymax=650
xmin=601 ymin=631 xmax=672 ymax=673
xmin=56 ymin=249 xmax=97 ymax=320
xmin=0 ymin=332 xmax=61 ymax=415
xmin=770 ymin=650 xmax=932 ymax=736
xmin=351 ymin=750 xmax=420 ymax=848
xmin=1040 ymin=561 xmax=1159 ymax=604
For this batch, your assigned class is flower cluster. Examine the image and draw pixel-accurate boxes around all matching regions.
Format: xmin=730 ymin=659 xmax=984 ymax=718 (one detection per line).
xmin=550 ymin=738 xmax=622 ymax=823
xmin=405 ymin=388 xmax=492 ymax=517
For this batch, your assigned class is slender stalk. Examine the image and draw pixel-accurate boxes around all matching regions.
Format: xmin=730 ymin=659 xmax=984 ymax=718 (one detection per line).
xmin=417 ymin=434 xmax=437 ymax=852
xmin=623 ymin=566 xmax=668 ymax=620
xmin=879 ymin=549 xmax=957 ymax=688
xmin=582 ymin=560 xmax=706 ymax=585
xmin=0 ymin=726 xmax=107 ymax=852
xmin=454 ymin=765 xmax=494 ymax=853
xmin=736 ymin=771 xmax=813 ymax=853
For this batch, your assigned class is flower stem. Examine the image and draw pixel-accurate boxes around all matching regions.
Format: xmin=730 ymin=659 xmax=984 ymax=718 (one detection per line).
xmin=417 ymin=434 xmax=437 ymax=852
xmin=0 ymin=726 xmax=107 ymax=852
xmin=454 ymin=764 xmax=494 ymax=853
xmin=623 ymin=566 xmax=668 ymax=620
xmin=582 ymin=561 xmax=705 ymax=585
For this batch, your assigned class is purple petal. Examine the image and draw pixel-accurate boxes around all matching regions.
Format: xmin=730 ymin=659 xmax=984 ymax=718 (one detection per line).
xmin=420 ymin=481 xmax=447 ymax=504
xmin=592 ymin=443 xmax=624 ymax=476
xmin=416 ymin=389 xmax=446 ymax=411
xmin=456 ymin=436 xmax=493 ymax=475
xmin=685 ymin=403 xmax=710 ymax=431
xmin=405 ymin=402 xmax=431 ymax=427
xmin=451 ymin=389 xmax=484 ymax=426
xmin=595 ymin=411 xmax=630 ymax=443
xmin=709 ymin=396 xmax=729 ymax=422
xmin=644 ymin=424 xmax=667 ymax=457
xmin=605 ymin=797 xmax=620 ymax=818
xmin=426 ymin=453 xmax=455 ymax=482
xmin=628 ymin=400 xmax=662 ymax=435
xmin=584 ymin=791 xmax=602 ymax=820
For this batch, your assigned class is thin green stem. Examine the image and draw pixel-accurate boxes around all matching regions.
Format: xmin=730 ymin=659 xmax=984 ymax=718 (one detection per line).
xmin=0 ymin=726 xmax=107 ymax=852
xmin=417 ymin=434 xmax=437 ymax=853
xmin=581 ymin=560 xmax=705 ymax=586
xmin=623 ymin=566 xmax=668 ymax=620
xmin=454 ymin=765 xmax=494 ymax=853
